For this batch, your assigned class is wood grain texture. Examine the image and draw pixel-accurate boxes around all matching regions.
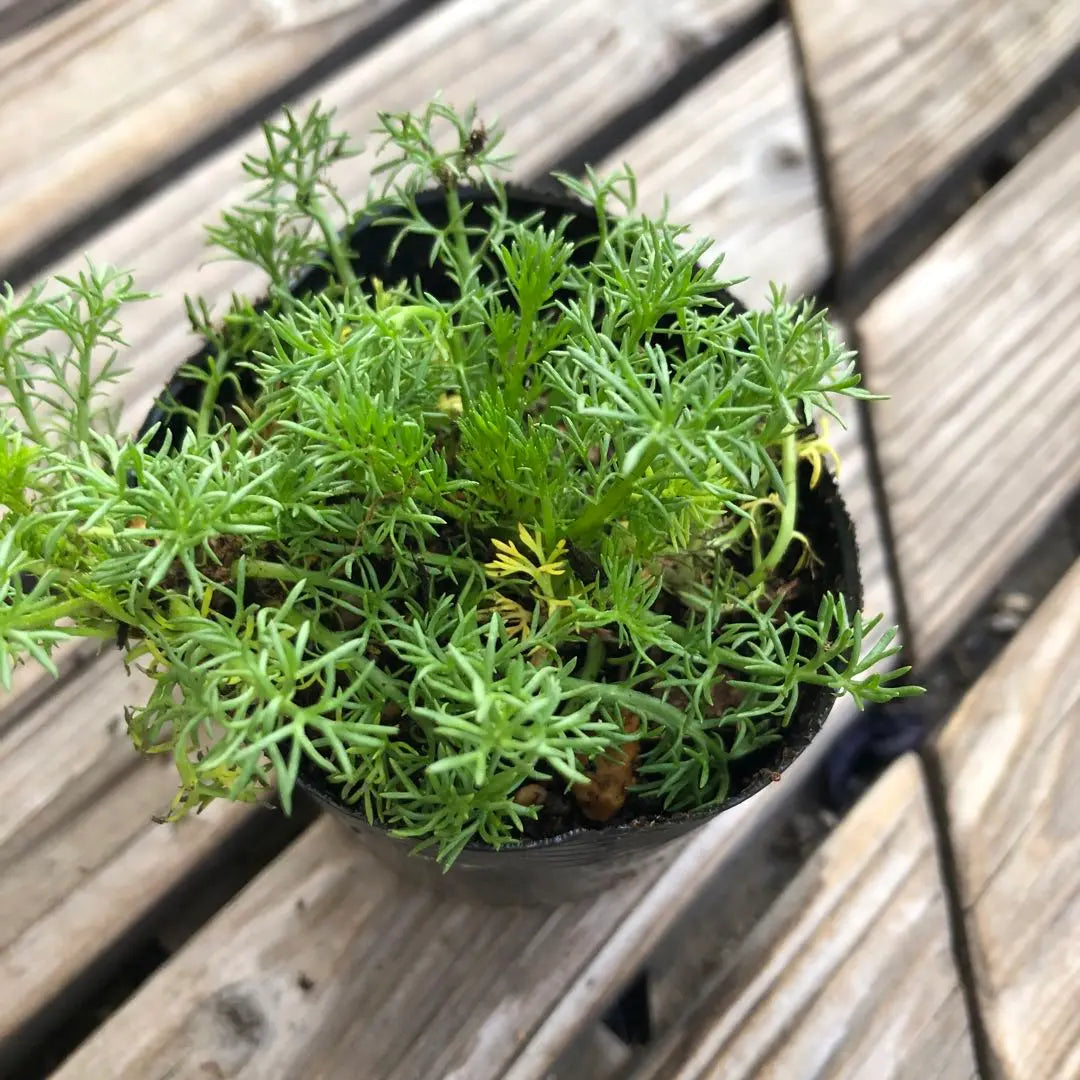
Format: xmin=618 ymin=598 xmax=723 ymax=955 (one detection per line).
xmin=857 ymin=104 xmax=1080 ymax=660
xmin=18 ymin=0 xmax=765 ymax=428
xmin=0 ymin=657 xmax=247 ymax=1043
xmin=627 ymin=756 xmax=977 ymax=1080
xmin=54 ymin=782 xmax=863 ymax=1080
xmin=935 ymin=557 xmax=1080 ymax=1080
xmin=595 ymin=711 xmax=853 ymax=1064
xmin=505 ymin=699 xmax=866 ymax=1080
xmin=0 ymin=641 xmax=99 ymax=736
xmin=788 ymin=0 xmax=1080 ymax=261
xmin=0 ymin=0 xmax=761 ymax=269
xmin=0 ymin=0 xmax=411 ymax=267
xmin=604 ymin=25 xmax=829 ymax=304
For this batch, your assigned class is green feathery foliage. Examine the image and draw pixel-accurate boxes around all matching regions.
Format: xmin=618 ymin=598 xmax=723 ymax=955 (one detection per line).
xmin=0 ymin=99 xmax=919 ymax=864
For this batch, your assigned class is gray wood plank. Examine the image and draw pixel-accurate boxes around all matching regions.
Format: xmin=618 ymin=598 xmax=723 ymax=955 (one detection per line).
xmin=605 ymin=24 xmax=829 ymax=304
xmin=0 ymin=659 xmax=247 ymax=1044
xmin=788 ymin=0 xmax=1080 ymax=262
xmin=0 ymin=0 xmax=80 ymax=41
xmin=627 ymin=757 xmax=978 ymax=1080
xmin=857 ymin=104 xmax=1080 ymax=660
xmin=934 ymin=557 xmax=1080 ymax=1080
xmin=0 ymin=0 xmax=415 ymax=267
xmin=44 ymin=816 xmax=672 ymax=1080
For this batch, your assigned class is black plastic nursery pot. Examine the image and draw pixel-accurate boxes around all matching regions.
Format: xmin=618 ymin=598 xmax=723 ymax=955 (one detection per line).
xmin=141 ymin=184 xmax=862 ymax=906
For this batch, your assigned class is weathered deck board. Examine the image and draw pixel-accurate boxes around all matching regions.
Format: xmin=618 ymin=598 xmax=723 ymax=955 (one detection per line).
xmin=625 ymin=757 xmax=977 ymax=1080
xmin=857 ymin=103 xmax=1080 ymax=660
xmin=0 ymin=659 xmax=149 ymax=858
xmin=605 ymin=25 xmax=829 ymax=304
xmin=0 ymin=657 xmax=248 ymax=1046
xmin=788 ymin=0 xmax=1080 ymax=261
xmin=934 ymin=558 xmax=1080 ymax=1080
xmin=0 ymin=0 xmax=75 ymax=40
xmin=0 ymin=641 xmax=99 ymax=737
xmin=46 ymin=815 xmax=654 ymax=1079
xmin=54 ymin=775 xmax=893 ymax=1080
xmin=0 ymin=0 xmax=762 ymax=270
xmin=0 ymin=0 xmax=413 ymax=268
xmin=11 ymin=0 xmax=764 ymax=432
xmin=591 ymin=710 xmax=854 ymax=1063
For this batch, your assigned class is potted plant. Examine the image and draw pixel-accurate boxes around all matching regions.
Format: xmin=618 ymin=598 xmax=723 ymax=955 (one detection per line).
xmin=0 ymin=100 xmax=917 ymax=902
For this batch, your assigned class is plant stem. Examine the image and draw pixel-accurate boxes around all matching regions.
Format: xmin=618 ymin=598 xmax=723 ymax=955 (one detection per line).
xmin=415 ymin=551 xmax=482 ymax=575
xmin=579 ymin=633 xmax=606 ymax=681
xmin=241 ymin=559 xmax=366 ymax=595
xmin=567 ymin=441 xmax=662 ymax=543
xmin=3 ymin=355 xmax=48 ymax=445
xmin=74 ymin=345 xmax=94 ymax=447
xmin=280 ymin=610 xmax=411 ymax=709
xmin=712 ymin=513 xmax=753 ymax=550
xmin=309 ymin=200 xmax=357 ymax=292
xmin=444 ymin=186 xmax=474 ymax=290
xmin=751 ymin=431 xmax=798 ymax=584
xmin=196 ymin=360 xmax=231 ymax=439
xmin=439 ymin=184 xmax=478 ymax=402
xmin=563 ymin=676 xmax=686 ymax=732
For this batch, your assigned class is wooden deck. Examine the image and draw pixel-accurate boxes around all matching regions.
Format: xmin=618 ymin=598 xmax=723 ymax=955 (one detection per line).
xmin=2 ymin=2 xmax=1078 ymax=1077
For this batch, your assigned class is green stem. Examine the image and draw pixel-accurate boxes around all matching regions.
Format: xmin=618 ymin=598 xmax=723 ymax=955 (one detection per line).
xmin=3 ymin=357 xmax=48 ymax=445
xmin=712 ymin=514 xmax=753 ymax=550
xmin=415 ymin=551 xmax=481 ymax=575
xmin=279 ymin=610 xmax=410 ymax=710
xmin=751 ymin=431 xmax=798 ymax=584
xmin=195 ymin=359 xmax=231 ymax=440
xmin=540 ymin=497 xmax=556 ymax=548
xmin=444 ymin=186 xmax=474 ymax=290
xmin=563 ymin=676 xmax=687 ymax=732
xmin=441 ymin=185 xmax=477 ymax=404
xmin=241 ymin=559 xmax=367 ymax=596
xmin=75 ymin=347 xmax=93 ymax=447
xmin=579 ymin=634 xmax=606 ymax=681
xmin=567 ymin=441 xmax=662 ymax=543
xmin=505 ymin=301 xmax=538 ymax=409
xmin=309 ymin=200 xmax=357 ymax=292
xmin=16 ymin=597 xmax=105 ymax=629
